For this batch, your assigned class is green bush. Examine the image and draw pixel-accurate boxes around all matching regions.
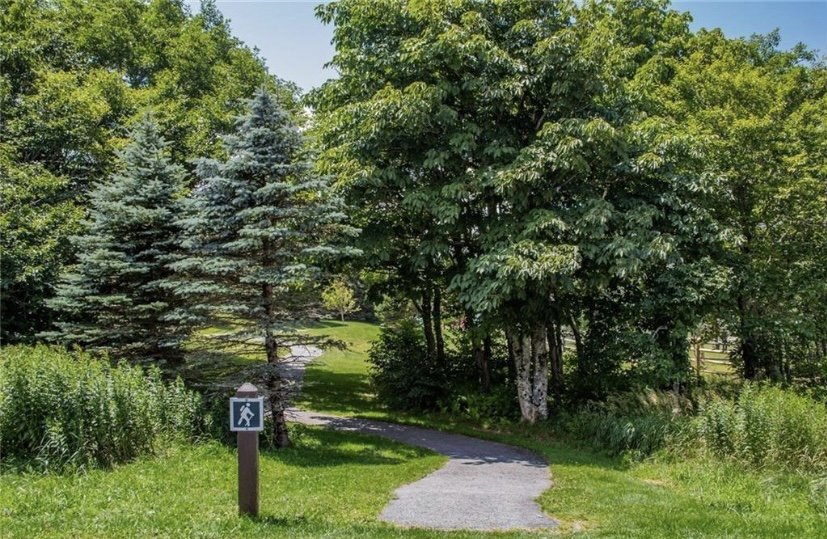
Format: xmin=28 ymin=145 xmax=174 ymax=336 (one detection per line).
xmin=0 ymin=345 xmax=204 ymax=472
xmin=367 ymin=321 xmax=448 ymax=410
xmin=447 ymin=386 xmax=521 ymax=421
xmin=696 ymin=383 xmax=827 ymax=473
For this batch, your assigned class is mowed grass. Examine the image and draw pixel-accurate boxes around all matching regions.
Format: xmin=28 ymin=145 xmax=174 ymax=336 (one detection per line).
xmin=296 ymin=321 xmax=827 ymax=538
xmin=1 ymin=426 xmax=471 ymax=538
xmin=3 ymin=321 xmax=823 ymax=538
xmin=296 ymin=320 xmax=387 ymax=416
xmin=0 ymin=320 xmax=526 ymax=539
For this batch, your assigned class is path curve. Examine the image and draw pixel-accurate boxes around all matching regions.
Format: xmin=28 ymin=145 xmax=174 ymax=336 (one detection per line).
xmin=283 ymin=345 xmax=557 ymax=531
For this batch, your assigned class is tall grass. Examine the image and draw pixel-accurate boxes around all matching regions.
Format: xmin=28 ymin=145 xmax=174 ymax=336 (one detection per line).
xmin=558 ymin=389 xmax=690 ymax=459
xmin=697 ymin=383 xmax=827 ymax=473
xmin=0 ymin=345 xmax=204 ymax=472
xmin=558 ymin=383 xmax=827 ymax=476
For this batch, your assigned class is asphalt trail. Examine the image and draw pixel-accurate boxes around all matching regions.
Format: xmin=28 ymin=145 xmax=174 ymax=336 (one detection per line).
xmin=283 ymin=345 xmax=557 ymax=531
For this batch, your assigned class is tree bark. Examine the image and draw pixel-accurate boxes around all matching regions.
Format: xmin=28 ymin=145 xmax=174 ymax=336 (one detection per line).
xmin=506 ymin=331 xmax=516 ymax=383
xmin=567 ymin=309 xmax=587 ymax=379
xmin=433 ymin=286 xmax=445 ymax=364
xmin=420 ymin=287 xmax=436 ymax=361
xmin=264 ymin=370 xmax=291 ymax=448
xmin=262 ymin=282 xmax=290 ymax=448
xmin=472 ymin=333 xmax=492 ymax=392
xmin=738 ymin=294 xmax=758 ymax=380
xmin=482 ymin=335 xmax=492 ymax=390
xmin=531 ymin=326 xmax=549 ymax=420
xmin=508 ymin=327 xmax=549 ymax=423
xmin=547 ymin=321 xmax=564 ymax=404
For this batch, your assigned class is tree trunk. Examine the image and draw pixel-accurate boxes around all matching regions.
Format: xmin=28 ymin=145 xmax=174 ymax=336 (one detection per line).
xmin=262 ymin=282 xmax=290 ymax=448
xmin=420 ymin=287 xmax=436 ymax=361
xmin=508 ymin=326 xmax=549 ymax=423
xmin=482 ymin=335 xmax=492 ymax=390
xmin=506 ymin=332 xmax=517 ymax=383
xmin=547 ymin=321 xmax=564 ymax=404
xmin=567 ymin=309 xmax=587 ymax=378
xmin=433 ymin=286 xmax=445 ymax=364
xmin=738 ymin=294 xmax=758 ymax=380
xmin=472 ymin=333 xmax=492 ymax=392
xmin=264 ymin=370 xmax=291 ymax=448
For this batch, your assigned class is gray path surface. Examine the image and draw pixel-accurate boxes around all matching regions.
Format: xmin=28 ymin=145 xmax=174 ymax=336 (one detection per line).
xmin=283 ymin=345 xmax=557 ymax=531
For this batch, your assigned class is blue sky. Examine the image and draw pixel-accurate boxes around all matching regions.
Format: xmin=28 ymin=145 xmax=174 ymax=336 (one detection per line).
xmin=189 ymin=1 xmax=827 ymax=91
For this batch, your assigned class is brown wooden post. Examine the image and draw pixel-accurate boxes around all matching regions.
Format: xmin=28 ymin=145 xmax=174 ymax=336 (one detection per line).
xmin=236 ymin=383 xmax=259 ymax=517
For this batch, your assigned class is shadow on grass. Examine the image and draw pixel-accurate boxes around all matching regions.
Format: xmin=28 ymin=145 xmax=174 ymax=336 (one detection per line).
xmin=260 ymin=425 xmax=432 ymax=468
xmin=307 ymin=320 xmax=348 ymax=329
xmin=298 ymin=371 xmax=385 ymax=416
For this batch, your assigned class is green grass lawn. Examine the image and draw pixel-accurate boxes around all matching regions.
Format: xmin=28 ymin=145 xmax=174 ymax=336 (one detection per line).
xmin=3 ymin=320 xmax=824 ymax=538
xmin=1 ymin=425 xmax=475 ymax=538
xmin=296 ymin=320 xmax=387 ymax=416
xmin=297 ymin=321 xmax=827 ymax=538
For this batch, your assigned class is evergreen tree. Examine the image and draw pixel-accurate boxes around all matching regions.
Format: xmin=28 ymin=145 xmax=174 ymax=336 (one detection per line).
xmin=167 ymin=88 xmax=357 ymax=447
xmin=44 ymin=118 xmax=189 ymax=363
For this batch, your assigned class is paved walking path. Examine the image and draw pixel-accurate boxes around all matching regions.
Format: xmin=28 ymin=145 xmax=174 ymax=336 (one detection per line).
xmin=282 ymin=345 xmax=557 ymax=531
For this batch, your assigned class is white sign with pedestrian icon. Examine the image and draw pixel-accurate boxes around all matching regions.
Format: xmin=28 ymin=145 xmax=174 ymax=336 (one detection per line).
xmin=230 ymin=397 xmax=264 ymax=431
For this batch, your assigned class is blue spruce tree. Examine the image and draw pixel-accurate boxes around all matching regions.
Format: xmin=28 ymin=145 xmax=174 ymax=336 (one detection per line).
xmin=167 ymin=88 xmax=357 ymax=447
xmin=45 ymin=118 xmax=189 ymax=363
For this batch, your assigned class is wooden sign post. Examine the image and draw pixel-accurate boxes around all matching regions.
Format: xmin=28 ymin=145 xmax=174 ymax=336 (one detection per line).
xmin=230 ymin=383 xmax=264 ymax=517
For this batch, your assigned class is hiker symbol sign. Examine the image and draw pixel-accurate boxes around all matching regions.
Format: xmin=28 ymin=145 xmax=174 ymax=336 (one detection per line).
xmin=230 ymin=397 xmax=264 ymax=431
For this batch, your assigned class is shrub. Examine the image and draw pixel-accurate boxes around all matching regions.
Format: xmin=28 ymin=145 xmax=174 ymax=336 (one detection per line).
xmin=558 ymin=389 xmax=690 ymax=459
xmin=696 ymin=383 xmax=827 ymax=473
xmin=367 ymin=321 xmax=447 ymax=410
xmin=0 ymin=345 xmax=204 ymax=472
xmin=447 ymin=385 xmax=521 ymax=422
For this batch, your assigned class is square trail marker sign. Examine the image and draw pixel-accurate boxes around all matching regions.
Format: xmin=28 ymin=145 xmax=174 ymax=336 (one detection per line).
xmin=230 ymin=397 xmax=265 ymax=432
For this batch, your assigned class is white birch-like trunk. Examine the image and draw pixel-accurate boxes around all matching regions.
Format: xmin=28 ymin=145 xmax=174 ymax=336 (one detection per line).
xmin=507 ymin=327 xmax=549 ymax=423
xmin=531 ymin=326 xmax=549 ymax=421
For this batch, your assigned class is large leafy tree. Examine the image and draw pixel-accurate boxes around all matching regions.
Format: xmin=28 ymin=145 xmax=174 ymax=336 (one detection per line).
xmin=43 ymin=118 xmax=189 ymax=362
xmin=313 ymin=0 xmax=724 ymax=421
xmin=0 ymin=0 xmax=281 ymax=342
xmin=658 ymin=30 xmax=827 ymax=381
xmin=167 ymin=89 xmax=357 ymax=446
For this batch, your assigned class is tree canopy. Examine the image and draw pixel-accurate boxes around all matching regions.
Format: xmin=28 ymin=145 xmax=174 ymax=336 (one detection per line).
xmin=312 ymin=0 xmax=826 ymax=420
xmin=0 ymin=0 xmax=289 ymax=342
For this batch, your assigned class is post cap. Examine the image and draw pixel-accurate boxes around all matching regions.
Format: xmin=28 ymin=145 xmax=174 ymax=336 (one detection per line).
xmin=236 ymin=383 xmax=259 ymax=397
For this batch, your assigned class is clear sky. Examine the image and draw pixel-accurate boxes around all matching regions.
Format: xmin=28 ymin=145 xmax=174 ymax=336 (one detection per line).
xmin=188 ymin=1 xmax=827 ymax=92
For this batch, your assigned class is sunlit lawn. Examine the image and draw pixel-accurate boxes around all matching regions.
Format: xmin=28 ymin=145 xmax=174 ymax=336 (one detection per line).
xmin=297 ymin=321 xmax=827 ymax=538
xmin=3 ymin=320 xmax=823 ymax=538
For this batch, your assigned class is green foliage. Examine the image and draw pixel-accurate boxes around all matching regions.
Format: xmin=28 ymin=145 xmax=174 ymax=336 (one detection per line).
xmin=697 ymin=383 xmax=827 ymax=473
xmin=0 ymin=0 xmax=280 ymax=342
xmin=446 ymin=386 xmax=520 ymax=422
xmin=43 ymin=118 xmax=189 ymax=362
xmin=322 ymin=280 xmax=358 ymax=321
xmin=0 ymin=148 xmax=82 ymax=341
xmin=312 ymin=0 xmax=730 ymax=415
xmin=368 ymin=321 xmax=447 ymax=411
xmin=656 ymin=29 xmax=827 ymax=381
xmin=166 ymin=89 xmax=357 ymax=352
xmin=0 ymin=345 xmax=203 ymax=472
